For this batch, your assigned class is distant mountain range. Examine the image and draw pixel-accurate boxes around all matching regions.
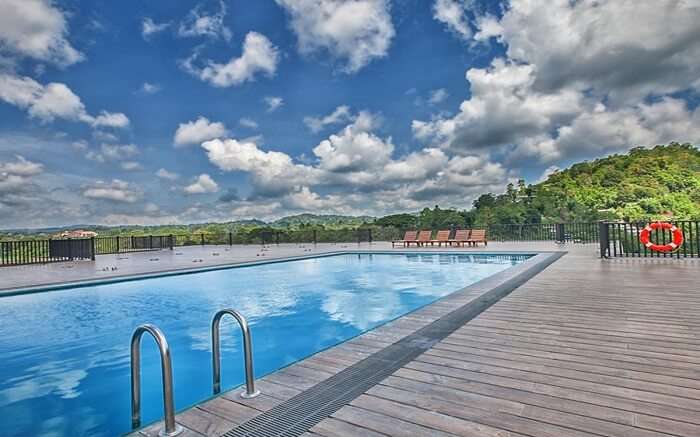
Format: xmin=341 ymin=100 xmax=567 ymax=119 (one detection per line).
xmin=1 ymin=214 xmax=377 ymax=235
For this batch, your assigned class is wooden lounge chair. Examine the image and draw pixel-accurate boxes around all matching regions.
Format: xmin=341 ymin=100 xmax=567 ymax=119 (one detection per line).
xmin=416 ymin=230 xmax=432 ymax=246
xmin=449 ymin=229 xmax=471 ymax=247
xmin=467 ymin=229 xmax=488 ymax=246
xmin=392 ymin=230 xmax=418 ymax=248
xmin=431 ymin=230 xmax=451 ymax=246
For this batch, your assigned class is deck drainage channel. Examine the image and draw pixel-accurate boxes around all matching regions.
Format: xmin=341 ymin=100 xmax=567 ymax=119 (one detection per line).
xmin=224 ymin=251 xmax=564 ymax=437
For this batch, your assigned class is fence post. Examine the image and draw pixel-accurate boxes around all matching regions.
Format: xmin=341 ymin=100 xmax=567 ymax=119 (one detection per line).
xmin=229 ymin=232 xmax=233 ymax=246
xmin=67 ymin=238 xmax=73 ymax=261
xmin=201 ymin=233 xmax=205 ymax=246
xmin=313 ymin=230 xmax=317 ymax=245
xmin=90 ymin=237 xmax=96 ymax=260
xmin=599 ymin=221 xmax=609 ymax=258
xmin=169 ymin=234 xmax=174 ymax=250
xmin=368 ymin=228 xmax=373 ymax=245
xmin=555 ymin=224 xmax=565 ymax=243
xmin=149 ymin=235 xmax=153 ymax=250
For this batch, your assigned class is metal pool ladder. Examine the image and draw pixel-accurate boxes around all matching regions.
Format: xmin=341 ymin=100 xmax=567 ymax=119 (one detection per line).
xmin=130 ymin=324 xmax=184 ymax=437
xmin=211 ymin=309 xmax=260 ymax=398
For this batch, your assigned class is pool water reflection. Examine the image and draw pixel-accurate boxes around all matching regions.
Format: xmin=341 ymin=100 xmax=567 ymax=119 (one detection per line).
xmin=0 ymin=253 xmax=528 ymax=436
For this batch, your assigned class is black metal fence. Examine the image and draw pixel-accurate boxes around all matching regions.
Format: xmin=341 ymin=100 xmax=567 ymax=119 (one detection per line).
xmin=5 ymin=221 xmax=657 ymax=267
xmin=95 ymin=235 xmax=175 ymax=255
xmin=486 ymin=223 xmax=598 ymax=243
xmin=1 ymin=238 xmax=95 ymax=266
xmin=600 ymin=221 xmax=700 ymax=258
xmin=167 ymin=228 xmax=378 ymax=247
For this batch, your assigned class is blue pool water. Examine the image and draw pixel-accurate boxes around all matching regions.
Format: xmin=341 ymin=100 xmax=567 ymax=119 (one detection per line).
xmin=0 ymin=252 xmax=527 ymax=436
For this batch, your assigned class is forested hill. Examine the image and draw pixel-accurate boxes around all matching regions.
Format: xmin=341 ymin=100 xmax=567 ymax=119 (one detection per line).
xmin=270 ymin=214 xmax=374 ymax=227
xmin=469 ymin=142 xmax=700 ymax=224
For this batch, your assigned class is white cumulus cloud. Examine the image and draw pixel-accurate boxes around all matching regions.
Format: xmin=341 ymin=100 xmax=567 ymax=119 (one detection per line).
xmin=414 ymin=0 xmax=700 ymax=167
xmin=202 ymin=137 xmax=318 ymax=197
xmin=0 ymin=74 xmax=130 ymax=128
xmin=0 ymin=155 xmax=44 ymax=176
xmin=173 ymin=116 xmax=228 ymax=146
xmin=304 ymin=105 xmax=354 ymax=133
xmin=83 ymin=179 xmax=141 ymax=203
xmin=312 ymin=111 xmax=392 ymax=172
xmin=478 ymin=0 xmax=700 ymax=102
xmin=140 ymin=82 xmax=162 ymax=94
xmin=184 ymin=173 xmax=220 ymax=194
xmin=275 ymin=0 xmax=395 ymax=73
xmin=428 ymin=88 xmax=449 ymax=105
xmin=264 ymin=96 xmax=284 ymax=112
xmin=178 ymin=1 xmax=231 ymax=41
xmin=433 ymin=0 xmax=473 ymax=40
xmin=85 ymin=144 xmax=139 ymax=163
xmin=120 ymin=161 xmax=142 ymax=171
xmin=412 ymin=59 xmax=582 ymax=152
xmin=239 ymin=117 xmax=259 ymax=129
xmin=156 ymin=168 xmax=179 ymax=180
xmin=183 ymin=32 xmax=279 ymax=87
xmin=141 ymin=17 xmax=170 ymax=39
xmin=0 ymin=0 xmax=83 ymax=66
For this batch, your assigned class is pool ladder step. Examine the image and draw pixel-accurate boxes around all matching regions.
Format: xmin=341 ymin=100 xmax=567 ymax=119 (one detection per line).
xmin=130 ymin=309 xmax=259 ymax=436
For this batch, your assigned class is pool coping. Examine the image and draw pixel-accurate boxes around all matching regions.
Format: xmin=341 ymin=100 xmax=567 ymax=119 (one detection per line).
xmin=132 ymin=250 xmax=565 ymax=437
xmin=0 ymin=249 xmax=543 ymax=297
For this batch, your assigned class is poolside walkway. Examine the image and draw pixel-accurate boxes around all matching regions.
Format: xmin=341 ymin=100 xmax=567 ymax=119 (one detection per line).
xmin=304 ymin=246 xmax=700 ymax=437
xmin=0 ymin=242 xmax=365 ymax=292
xmin=122 ymin=242 xmax=700 ymax=437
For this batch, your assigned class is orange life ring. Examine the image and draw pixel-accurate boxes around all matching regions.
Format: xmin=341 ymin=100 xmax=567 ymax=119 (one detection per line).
xmin=639 ymin=222 xmax=684 ymax=252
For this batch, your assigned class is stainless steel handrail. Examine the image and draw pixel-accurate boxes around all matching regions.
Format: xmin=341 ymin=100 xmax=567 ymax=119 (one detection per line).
xmin=131 ymin=324 xmax=184 ymax=437
xmin=212 ymin=309 xmax=260 ymax=398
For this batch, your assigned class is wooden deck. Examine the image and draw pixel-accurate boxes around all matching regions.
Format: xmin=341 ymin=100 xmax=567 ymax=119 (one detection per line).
xmin=135 ymin=244 xmax=700 ymax=437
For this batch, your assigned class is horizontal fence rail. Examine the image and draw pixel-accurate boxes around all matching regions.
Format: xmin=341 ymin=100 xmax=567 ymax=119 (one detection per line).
xmin=600 ymin=221 xmax=700 ymax=258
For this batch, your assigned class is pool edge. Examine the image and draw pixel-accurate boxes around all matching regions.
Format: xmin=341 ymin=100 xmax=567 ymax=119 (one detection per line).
xmin=0 ymin=249 xmax=543 ymax=297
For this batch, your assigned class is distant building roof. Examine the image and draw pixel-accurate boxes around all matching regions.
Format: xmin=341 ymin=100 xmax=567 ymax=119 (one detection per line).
xmin=55 ymin=230 xmax=98 ymax=238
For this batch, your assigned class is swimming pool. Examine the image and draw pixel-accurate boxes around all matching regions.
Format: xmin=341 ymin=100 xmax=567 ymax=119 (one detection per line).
xmin=0 ymin=252 xmax=528 ymax=436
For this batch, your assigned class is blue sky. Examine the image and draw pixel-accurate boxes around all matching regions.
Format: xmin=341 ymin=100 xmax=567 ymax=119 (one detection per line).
xmin=1 ymin=0 xmax=699 ymax=228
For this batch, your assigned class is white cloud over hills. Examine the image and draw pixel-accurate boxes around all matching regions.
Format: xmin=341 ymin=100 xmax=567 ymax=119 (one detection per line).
xmin=198 ymin=110 xmax=511 ymax=216
xmin=414 ymin=0 xmax=700 ymax=164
